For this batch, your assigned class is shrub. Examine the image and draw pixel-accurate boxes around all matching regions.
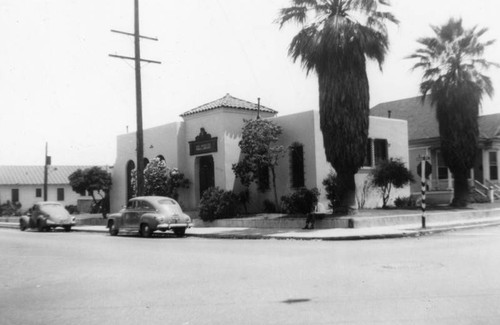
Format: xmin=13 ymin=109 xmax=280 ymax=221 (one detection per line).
xmin=371 ymin=158 xmax=414 ymax=208
xmin=263 ymin=199 xmax=276 ymax=213
xmin=0 ymin=201 xmax=22 ymax=216
xmin=394 ymin=196 xmax=417 ymax=208
xmin=199 ymin=187 xmax=239 ymax=221
xmin=65 ymin=205 xmax=80 ymax=215
xmin=281 ymin=187 xmax=320 ymax=214
xmin=322 ymin=171 xmax=339 ymax=209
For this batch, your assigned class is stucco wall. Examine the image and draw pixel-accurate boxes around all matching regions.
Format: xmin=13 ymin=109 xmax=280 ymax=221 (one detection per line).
xmin=110 ymin=122 xmax=185 ymax=212
xmin=111 ymin=108 xmax=410 ymax=212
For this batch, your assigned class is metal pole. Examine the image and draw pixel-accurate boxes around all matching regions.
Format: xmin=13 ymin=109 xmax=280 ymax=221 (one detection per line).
xmin=421 ymin=161 xmax=426 ymax=229
xmin=134 ymin=0 xmax=144 ymax=197
xmin=43 ymin=142 xmax=48 ymax=201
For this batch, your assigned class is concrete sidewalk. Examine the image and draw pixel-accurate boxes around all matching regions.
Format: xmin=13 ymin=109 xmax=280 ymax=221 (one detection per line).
xmin=2 ymin=215 xmax=500 ymax=240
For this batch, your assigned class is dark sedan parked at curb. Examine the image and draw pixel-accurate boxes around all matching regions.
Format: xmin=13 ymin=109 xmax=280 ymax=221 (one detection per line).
xmin=20 ymin=202 xmax=76 ymax=232
xmin=107 ymin=196 xmax=192 ymax=238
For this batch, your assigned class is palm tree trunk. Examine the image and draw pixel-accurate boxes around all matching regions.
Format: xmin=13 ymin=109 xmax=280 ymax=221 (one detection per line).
xmin=451 ymin=169 xmax=470 ymax=207
xmin=336 ymin=170 xmax=357 ymax=212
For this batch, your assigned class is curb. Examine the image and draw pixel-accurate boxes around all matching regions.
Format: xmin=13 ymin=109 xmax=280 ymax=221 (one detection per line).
xmin=2 ymin=220 xmax=500 ymax=240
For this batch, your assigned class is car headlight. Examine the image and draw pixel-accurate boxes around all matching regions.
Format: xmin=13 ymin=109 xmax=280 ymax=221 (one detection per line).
xmin=155 ymin=216 xmax=164 ymax=223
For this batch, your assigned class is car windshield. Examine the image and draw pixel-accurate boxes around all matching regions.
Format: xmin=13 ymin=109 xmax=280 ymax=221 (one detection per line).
xmin=157 ymin=199 xmax=183 ymax=216
xmin=40 ymin=203 xmax=67 ymax=215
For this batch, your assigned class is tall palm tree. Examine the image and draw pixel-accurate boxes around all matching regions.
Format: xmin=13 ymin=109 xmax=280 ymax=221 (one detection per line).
xmin=277 ymin=0 xmax=397 ymax=210
xmin=408 ymin=18 xmax=497 ymax=207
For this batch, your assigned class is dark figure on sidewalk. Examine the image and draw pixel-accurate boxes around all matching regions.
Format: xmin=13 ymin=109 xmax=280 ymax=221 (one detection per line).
xmin=303 ymin=213 xmax=315 ymax=229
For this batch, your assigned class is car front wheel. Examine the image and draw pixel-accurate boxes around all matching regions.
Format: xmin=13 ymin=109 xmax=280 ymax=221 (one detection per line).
xmin=20 ymin=219 xmax=27 ymax=231
xmin=141 ymin=223 xmax=152 ymax=238
xmin=63 ymin=226 xmax=72 ymax=232
xmin=108 ymin=221 xmax=119 ymax=236
xmin=173 ymin=227 xmax=186 ymax=237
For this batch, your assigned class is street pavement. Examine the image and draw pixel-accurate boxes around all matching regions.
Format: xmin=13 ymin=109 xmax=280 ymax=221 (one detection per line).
xmin=2 ymin=227 xmax=500 ymax=324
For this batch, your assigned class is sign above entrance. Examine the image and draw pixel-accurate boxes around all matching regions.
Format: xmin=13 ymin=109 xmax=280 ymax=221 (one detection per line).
xmin=189 ymin=128 xmax=218 ymax=156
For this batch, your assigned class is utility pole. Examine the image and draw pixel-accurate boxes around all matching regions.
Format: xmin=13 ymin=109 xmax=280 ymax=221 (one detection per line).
xmin=43 ymin=142 xmax=51 ymax=201
xmin=109 ymin=0 xmax=161 ymax=196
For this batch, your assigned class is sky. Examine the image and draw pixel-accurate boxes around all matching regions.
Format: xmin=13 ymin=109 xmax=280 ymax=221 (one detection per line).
xmin=1 ymin=0 xmax=499 ymax=166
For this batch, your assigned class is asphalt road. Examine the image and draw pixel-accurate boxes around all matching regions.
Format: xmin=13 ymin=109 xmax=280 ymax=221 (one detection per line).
xmin=1 ymin=226 xmax=500 ymax=325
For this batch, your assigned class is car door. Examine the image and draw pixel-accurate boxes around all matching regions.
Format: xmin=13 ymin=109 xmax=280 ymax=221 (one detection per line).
xmin=123 ymin=200 xmax=139 ymax=229
xmin=136 ymin=200 xmax=154 ymax=220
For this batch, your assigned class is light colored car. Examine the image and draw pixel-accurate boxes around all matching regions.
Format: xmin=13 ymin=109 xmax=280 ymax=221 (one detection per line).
xmin=107 ymin=196 xmax=192 ymax=238
xmin=20 ymin=202 xmax=76 ymax=232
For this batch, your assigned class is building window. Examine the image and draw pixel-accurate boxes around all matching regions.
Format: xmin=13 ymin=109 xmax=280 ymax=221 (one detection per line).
xmin=364 ymin=138 xmax=373 ymax=167
xmin=57 ymin=188 xmax=65 ymax=201
xmin=437 ymin=151 xmax=448 ymax=180
xmin=12 ymin=189 xmax=19 ymax=203
xmin=374 ymin=139 xmax=388 ymax=165
xmin=36 ymin=188 xmax=42 ymax=198
xmin=257 ymin=164 xmax=270 ymax=191
xmin=289 ymin=143 xmax=305 ymax=188
xmin=489 ymin=151 xmax=498 ymax=181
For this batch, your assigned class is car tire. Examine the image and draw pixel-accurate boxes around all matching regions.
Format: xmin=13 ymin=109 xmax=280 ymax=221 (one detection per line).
xmin=173 ymin=227 xmax=186 ymax=237
xmin=141 ymin=223 xmax=152 ymax=238
xmin=63 ymin=226 xmax=72 ymax=232
xmin=109 ymin=221 xmax=119 ymax=236
xmin=20 ymin=219 xmax=27 ymax=231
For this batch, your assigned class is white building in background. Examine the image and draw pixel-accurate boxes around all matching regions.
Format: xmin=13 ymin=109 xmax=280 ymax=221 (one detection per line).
xmin=0 ymin=165 xmax=96 ymax=211
xmin=111 ymin=94 xmax=410 ymax=212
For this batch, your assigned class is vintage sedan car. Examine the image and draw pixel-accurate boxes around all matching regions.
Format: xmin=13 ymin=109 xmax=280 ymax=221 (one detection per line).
xmin=20 ymin=202 xmax=76 ymax=232
xmin=107 ymin=196 xmax=192 ymax=238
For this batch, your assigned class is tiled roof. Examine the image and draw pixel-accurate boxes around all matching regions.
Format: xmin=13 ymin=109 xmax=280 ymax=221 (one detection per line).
xmin=370 ymin=96 xmax=500 ymax=141
xmin=0 ymin=166 xmax=98 ymax=185
xmin=370 ymin=96 xmax=440 ymax=141
xmin=180 ymin=93 xmax=277 ymax=117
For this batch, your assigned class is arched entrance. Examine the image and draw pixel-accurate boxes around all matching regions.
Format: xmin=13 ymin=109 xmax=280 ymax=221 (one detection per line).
xmin=199 ymin=155 xmax=214 ymax=198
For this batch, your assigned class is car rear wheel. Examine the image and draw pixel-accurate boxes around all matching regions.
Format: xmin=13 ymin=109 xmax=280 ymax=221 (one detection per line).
xmin=20 ymin=219 xmax=27 ymax=231
xmin=63 ymin=226 xmax=72 ymax=232
xmin=141 ymin=223 xmax=152 ymax=238
xmin=108 ymin=221 xmax=119 ymax=236
xmin=173 ymin=227 xmax=186 ymax=237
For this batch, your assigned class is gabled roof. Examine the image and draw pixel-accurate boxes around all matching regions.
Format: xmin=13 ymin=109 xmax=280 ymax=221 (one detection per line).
xmin=180 ymin=93 xmax=277 ymax=117
xmin=478 ymin=113 xmax=500 ymax=139
xmin=0 ymin=166 xmax=98 ymax=185
xmin=370 ymin=96 xmax=500 ymax=141
xmin=370 ymin=96 xmax=439 ymax=141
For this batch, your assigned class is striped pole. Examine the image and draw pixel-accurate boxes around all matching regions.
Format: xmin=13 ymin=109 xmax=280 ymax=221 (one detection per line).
xmin=421 ymin=161 xmax=426 ymax=229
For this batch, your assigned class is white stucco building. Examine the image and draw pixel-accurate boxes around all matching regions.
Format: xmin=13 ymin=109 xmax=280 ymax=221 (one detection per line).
xmin=0 ymin=165 xmax=97 ymax=212
xmin=111 ymin=94 xmax=410 ymax=212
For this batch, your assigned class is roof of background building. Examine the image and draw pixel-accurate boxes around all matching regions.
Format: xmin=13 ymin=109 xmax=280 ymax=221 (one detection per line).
xmin=370 ymin=96 xmax=500 ymax=141
xmin=0 ymin=166 xmax=100 ymax=185
xmin=370 ymin=96 xmax=439 ymax=140
xmin=180 ymin=93 xmax=277 ymax=117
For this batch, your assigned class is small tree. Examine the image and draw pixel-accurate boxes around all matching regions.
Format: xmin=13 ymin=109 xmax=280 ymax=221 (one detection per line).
xmin=232 ymin=119 xmax=286 ymax=210
xmin=68 ymin=166 xmax=112 ymax=208
xmin=371 ymin=159 xmax=414 ymax=208
xmin=131 ymin=158 xmax=189 ymax=200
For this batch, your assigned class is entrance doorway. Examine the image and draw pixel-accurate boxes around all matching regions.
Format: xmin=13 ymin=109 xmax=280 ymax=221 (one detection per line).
xmin=199 ymin=155 xmax=214 ymax=197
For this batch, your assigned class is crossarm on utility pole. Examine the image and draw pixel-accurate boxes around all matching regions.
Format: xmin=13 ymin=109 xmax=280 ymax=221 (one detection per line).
xmin=108 ymin=54 xmax=161 ymax=64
